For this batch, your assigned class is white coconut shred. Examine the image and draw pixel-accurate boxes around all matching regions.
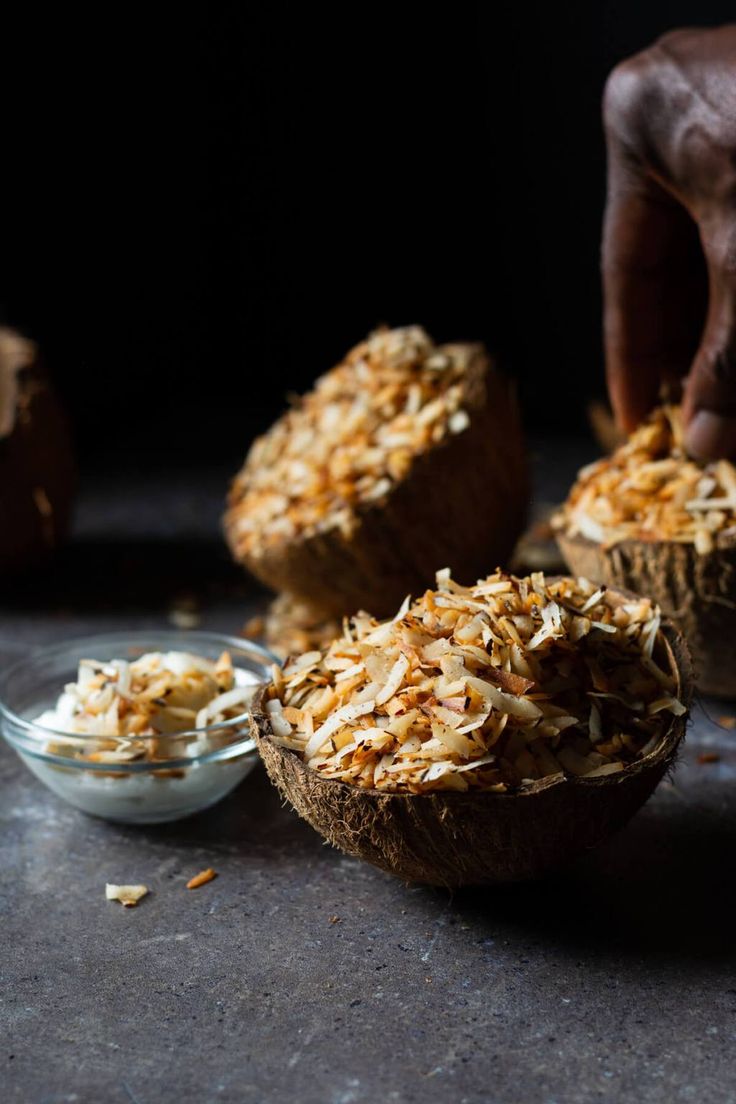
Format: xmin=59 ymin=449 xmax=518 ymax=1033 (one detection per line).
xmin=34 ymin=650 xmax=256 ymax=755
xmin=25 ymin=650 xmax=261 ymax=821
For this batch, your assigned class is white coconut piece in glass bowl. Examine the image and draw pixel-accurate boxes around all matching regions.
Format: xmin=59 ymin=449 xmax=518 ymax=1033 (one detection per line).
xmin=0 ymin=631 xmax=276 ymax=824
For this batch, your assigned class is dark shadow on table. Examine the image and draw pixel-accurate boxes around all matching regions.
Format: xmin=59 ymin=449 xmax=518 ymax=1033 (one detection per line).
xmin=134 ymin=767 xmax=736 ymax=963
xmin=450 ymin=788 xmax=736 ymax=963
xmin=124 ymin=766 xmax=327 ymax=867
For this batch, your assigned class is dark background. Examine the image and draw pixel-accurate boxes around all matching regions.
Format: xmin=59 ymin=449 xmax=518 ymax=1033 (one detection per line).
xmin=1 ymin=2 xmax=733 ymax=473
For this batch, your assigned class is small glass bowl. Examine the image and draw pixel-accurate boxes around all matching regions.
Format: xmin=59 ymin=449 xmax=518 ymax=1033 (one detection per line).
xmin=0 ymin=630 xmax=276 ymax=824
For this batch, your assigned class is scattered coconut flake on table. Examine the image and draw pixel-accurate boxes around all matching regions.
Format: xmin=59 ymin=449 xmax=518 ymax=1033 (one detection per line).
xmin=105 ymin=884 xmax=149 ymax=907
xmin=554 ymin=405 xmax=736 ymax=551
xmin=186 ymin=868 xmax=218 ymax=890
xmin=264 ymin=569 xmax=685 ymax=794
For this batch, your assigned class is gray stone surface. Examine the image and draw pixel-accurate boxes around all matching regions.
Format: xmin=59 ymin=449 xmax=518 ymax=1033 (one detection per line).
xmin=2 ymin=449 xmax=736 ymax=1104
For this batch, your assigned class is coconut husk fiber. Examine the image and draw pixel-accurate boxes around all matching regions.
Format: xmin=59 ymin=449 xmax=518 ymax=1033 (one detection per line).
xmin=557 ymin=530 xmax=736 ymax=699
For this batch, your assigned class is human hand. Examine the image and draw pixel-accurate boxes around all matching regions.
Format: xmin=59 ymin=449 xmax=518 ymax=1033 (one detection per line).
xmin=602 ymin=25 xmax=736 ymax=459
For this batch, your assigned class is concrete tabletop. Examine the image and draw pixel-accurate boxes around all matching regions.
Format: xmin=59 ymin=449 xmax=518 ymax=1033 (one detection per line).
xmin=2 ymin=450 xmax=736 ymax=1104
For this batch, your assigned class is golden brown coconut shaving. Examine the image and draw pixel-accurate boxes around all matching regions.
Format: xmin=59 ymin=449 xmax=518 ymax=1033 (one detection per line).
xmin=555 ymin=405 xmax=736 ymax=697
xmin=555 ymin=405 xmax=736 ymax=555
xmin=224 ymin=325 xmax=527 ymax=618
xmin=251 ymin=570 xmax=692 ymax=886
xmin=261 ymin=569 xmax=685 ymax=794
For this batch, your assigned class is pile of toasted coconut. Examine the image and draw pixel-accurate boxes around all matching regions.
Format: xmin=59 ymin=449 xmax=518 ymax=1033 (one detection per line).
xmin=226 ymin=326 xmax=475 ymax=558
xmin=245 ymin=593 xmax=341 ymax=661
xmin=556 ymin=405 xmax=736 ymax=554
xmin=35 ymin=651 xmax=255 ymax=765
xmin=263 ymin=569 xmax=685 ymax=793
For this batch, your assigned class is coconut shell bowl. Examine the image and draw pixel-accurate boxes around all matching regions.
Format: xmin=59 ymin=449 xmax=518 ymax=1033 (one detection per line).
xmin=250 ymin=570 xmax=693 ymax=888
xmin=554 ymin=405 xmax=736 ymax=698
xmin=225 ymin=325 xmax=527 ymax=620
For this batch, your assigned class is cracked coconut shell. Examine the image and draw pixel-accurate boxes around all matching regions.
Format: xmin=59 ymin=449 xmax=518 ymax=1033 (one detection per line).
xmin=249 ymin=587 xmax=692 ymax=888
xmin=0 ymin=329 xmax=75 ymax=573
xmin=225 ymin=328 xmax=527 ymax=619
xmin=557 ymin=531 xmax=736 ymax=698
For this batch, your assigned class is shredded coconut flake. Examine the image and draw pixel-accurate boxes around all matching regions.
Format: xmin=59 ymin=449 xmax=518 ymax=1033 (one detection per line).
xmin=265 ymin=570 xmax=684 ymax=793
xmin=35 ymin=651 xmax=258 ymax=769
xmin=555 ymin=405 xmax=736 ymax=552
xmin=226 ymin=327 xmax=481 ymax=557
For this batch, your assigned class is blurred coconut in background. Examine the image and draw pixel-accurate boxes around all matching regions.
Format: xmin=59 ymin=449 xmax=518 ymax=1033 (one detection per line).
xmin=227 ymin=326 xmax=528 ymax=644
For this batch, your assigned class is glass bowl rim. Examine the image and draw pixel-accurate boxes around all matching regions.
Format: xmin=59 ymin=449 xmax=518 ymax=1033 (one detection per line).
xmin=0 ymin=628 xmax=278 ymax=754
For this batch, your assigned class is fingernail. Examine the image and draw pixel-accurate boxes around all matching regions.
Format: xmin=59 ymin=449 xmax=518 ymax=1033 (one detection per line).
xmin=685 ymin=410 xmax=736 ymax=461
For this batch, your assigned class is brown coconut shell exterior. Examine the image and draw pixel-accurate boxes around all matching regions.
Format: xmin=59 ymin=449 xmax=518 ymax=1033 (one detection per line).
xmin=227 ymin=346 xmax=528 ymax=619
xmin=557 ymin=530 xmax=736 ymax=698
xmin=249 ymin=617 xmax=693 ymax=887
xmin=0 ymin=336 xmax=75 ymax=574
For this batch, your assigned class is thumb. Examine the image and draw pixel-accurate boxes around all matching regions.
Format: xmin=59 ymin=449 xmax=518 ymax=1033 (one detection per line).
xmin=683 ymin=233 xmax=736 ymax=461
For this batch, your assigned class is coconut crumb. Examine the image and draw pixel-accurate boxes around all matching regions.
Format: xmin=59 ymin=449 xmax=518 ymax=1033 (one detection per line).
xmin=168 ymin=595 xmax=202 ymax=630
xmin=186 ymin=868 xmax=217 ymax=889
xmin=105 ymin=883 xmax=149 ymax=907
xmin=225 ymin=326 xmax=477 ymax=559
xmin=265 ymin=569 xmax=685 ymax=794
xmin=554 ymin=405 xmax=736 ymax=552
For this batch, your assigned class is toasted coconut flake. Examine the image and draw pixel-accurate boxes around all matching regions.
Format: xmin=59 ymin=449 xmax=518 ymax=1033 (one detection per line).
xmin=304 ymin=700 xmax=376 ymax=759
xmin=484 ymin=668 xmax=536 ymax=696
xmin=105 ymin=883 xmax=149 ymax=907
xmin=265 ymin=569 xmax=684 ymax=793
xmin=375 ymin=654 xmax=410 ymax=705
xmin=283 ymin=651 xmax=322 ymax=678
xmin=590 ymin=620 xmax=618 ymax=634
xmin=647 ymin=696 xmax=687 ymax=717
xmin=265 ymin=699 xmax=293 ymax=739
xmin=186 ymin=868 xmax=217 ymax=890
xmin=392 ymin=594 xmax=412 ymax=622
xmin=226 ymin=327 xmax=484 ymax=558
xmin=555 ymin=405 xmax=736 ymax=552
xmin=33 ymin=651 xmax=259 ymax=770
